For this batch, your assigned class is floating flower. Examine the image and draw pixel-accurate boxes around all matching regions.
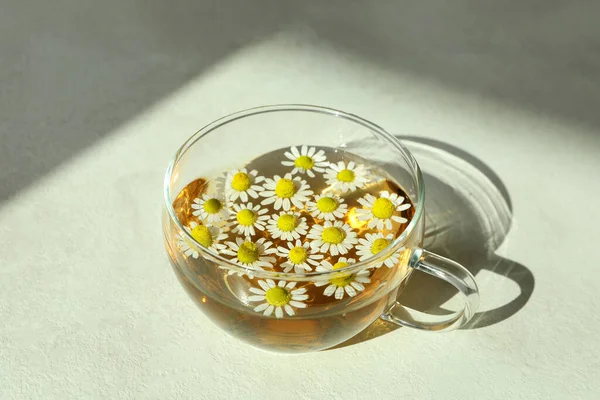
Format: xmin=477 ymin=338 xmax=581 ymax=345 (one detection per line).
xmin=356 ymin=233 xmax=403 ymax=268
xmin=222 ymin=237 xmax=277 ymax=270
xmin=248 ymin=279 xmax=309 ymax=318
xmin=355 ymin=191 xmax=411 ymax=230
xmin=191 ymin=194 xmax=230 ymax=224
xmin=260 ymin=173 xmax=313 ymax=211
xmin=265 ymin=211 xmax=308 ymax=241
xmin=228 ymin=202 xmax=269 ymax=237
xmin=314 ymin=257 xmax=370 ymax=299
xmin=276 ymin=239 xmax=324 ymax=273
xmin=177 ymin=221 xmax=228 ymax=258
xmin=221 ymin=168 xmax=265 ymax=203
xmin=281 ymin=145 xmax=328 ymax=178
xmin=307 ymin=220 xmax=358 ymax=256
xmin=323 ymin=161 xmax=369 ymax=193
xmin=305 ymin=194 xmax=348 ymax=221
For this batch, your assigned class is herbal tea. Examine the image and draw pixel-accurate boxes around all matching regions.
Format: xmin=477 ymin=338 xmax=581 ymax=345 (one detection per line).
xmin=164 ymin=146 xmax=416 ymax=352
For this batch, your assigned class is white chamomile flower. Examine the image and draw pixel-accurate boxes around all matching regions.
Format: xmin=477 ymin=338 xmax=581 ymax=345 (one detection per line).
xmin=177 ymin=221 xmax=228 ymax=258
xmin=307 ymin=220 xmax=358 ymax=256
xmin=221 ymin=168 xmax=265 ymax=203
xmin=314 ymin=257 xmax=371 ymax=299
xmin=191 ymin=194 xmax=230 ymax=224
xmin=228 ymin=202 xmax=269 ymax=237
xmin=222 ymin=237 xmax=277 ymax=270
xmin=259 ymin=173 xmax=313 ymax=211
xmin=276 ymin=239 xmax=324 ymax=273
xmin=266 ymin=211 xmax=308 ymax=241
xmin=248 ymin=279 xmax=308 ymax=318
xmin=305 ymin=194 xmax=348 ymax=221
xmin=281 ymin=145 xmax=328 ymax=178
xmin=323 ymin=161 xmax=369 ymax=193
xmin=356 ymin=233 xmax=404 ymax=268
xmin=355 ymin=191 xmax=412 ymax=230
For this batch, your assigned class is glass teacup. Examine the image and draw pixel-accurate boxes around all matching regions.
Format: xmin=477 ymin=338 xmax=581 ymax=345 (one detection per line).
xmin=162 ymin=105 xmax=479 ymax=353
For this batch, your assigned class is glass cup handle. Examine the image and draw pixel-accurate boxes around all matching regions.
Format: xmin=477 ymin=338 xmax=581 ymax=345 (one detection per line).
xmin=381 ymin=247 xmax=480 ymax=332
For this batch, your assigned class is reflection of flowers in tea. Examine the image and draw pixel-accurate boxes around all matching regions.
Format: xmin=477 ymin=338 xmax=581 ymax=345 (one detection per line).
xmin=222 ymin=237 xmax=277 ymax=270
xmin=266 ymin=211 xmax=308 ymax=241
xmin=177 ymin=221 xmax=228 ymax=258
xmin=323 ymin=161 xmax=370 ymax=193
xmin=356 ymin=190 xmax=411 ymax=230
xmin=307 ymin=220 xmax=358 ymax=256
xmin=260 ymin=173 xmax=313 ymax=211
xmin=248 ymin=279 xmax=309 ymax=318
xmin=281 ymin=145 xmax=328 ymax=178
xmin=356 ymin=232 xmax=403 ymax=268
xmin=276 ymin=239 xmax=324 ymax=273
xmin=314 ymin=257 xmax=371 ymax=299
xmin=227 ymin=202 xmax=270 ymax=237
xmin=221 ymin=168 xmax=265 ymax=202
xmin=191 ymin=194 xmax=230 ymax=224
xmin=305 ymin=194 xmax=348 ymax=221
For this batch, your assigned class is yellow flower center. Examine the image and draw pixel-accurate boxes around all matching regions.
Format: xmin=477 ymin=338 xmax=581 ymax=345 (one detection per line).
xmin=316 ymin=197 xmax=338 ymax=213
xmin=236 ymin=209 xmax=257 ymax=226
xmin=371 ymin=238 xmax=390 ymax=255
xmin=231 ymin=172 xmax=251 ymax=192
xmin=237 ymin=241 xmax=259 ymax=264
xmin=329 ymin=262 xmax=353 ymax=287
xmin=265 ymin=286 xmax=291 ymax=307
xmin=277 ymin=214 xmax=297 ymax=232
xmin=294 ymin=155 xmax=315 ymax=170
xmin=190 ymin=225 xmax=213 ymax=248
xmin=275 ymin=178 xmax=296 ymax=198
xmin=288 ymin=246 xmax=308 ymax=265
xmin=372 ymin=198 xmax=395 ymax=219
xmin=321 ymin=227 xmax=345 ymax=244
xmin=336 ymin=169 xmax=355 ymax=183
xmin=203 ymin=198 xmax=222 ymax=214
xmin=332 ymin=261 xmax=349 ymax=270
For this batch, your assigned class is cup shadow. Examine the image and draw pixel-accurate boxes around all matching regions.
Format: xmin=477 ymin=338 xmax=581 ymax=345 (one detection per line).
xmin=331 ymin=136 xmax=534 ymax=349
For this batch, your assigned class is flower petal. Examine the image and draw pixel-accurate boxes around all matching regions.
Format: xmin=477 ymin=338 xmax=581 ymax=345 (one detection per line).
xmin=324 ymin=285 xmax=337 ymax=296
xmin=397 ymin=203 xmax=411 ymax=211
xmin=392 ymin=215 xmax=408 ymax=224
xmin=285 ymin=281 xmax=296 ymax=289
xmin=258 ymin=280 xmax=270 ymax=291
xmin=248 ymin=295 xmax=266 ymax=302
xmin=345 ymin=285 xmax=357 ymax=297
xmin=275 ymin=197 xmax=283 ymax=210
xmin=275 ymin=306 xmax=284 ymax=319
xmin=263 ymin=305 xmax=274 ymax=316
xmin=284 ymin=305 xmax=295 ymax=316
xmin=289 ymin=300 xmax=307 ymax=308
xmin=261 ymin=197 xmax=277 ymax=206
xmin=249 ymin=287 xmax=265 ymax=295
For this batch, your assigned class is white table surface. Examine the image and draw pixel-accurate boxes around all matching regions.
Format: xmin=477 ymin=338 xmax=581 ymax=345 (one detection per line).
xmin=2 ymin=2 xmax=600 ymax=399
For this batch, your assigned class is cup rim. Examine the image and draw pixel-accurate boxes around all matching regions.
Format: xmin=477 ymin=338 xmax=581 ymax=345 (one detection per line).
xmin=163 ymin=104 xmax=425 ymax=279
